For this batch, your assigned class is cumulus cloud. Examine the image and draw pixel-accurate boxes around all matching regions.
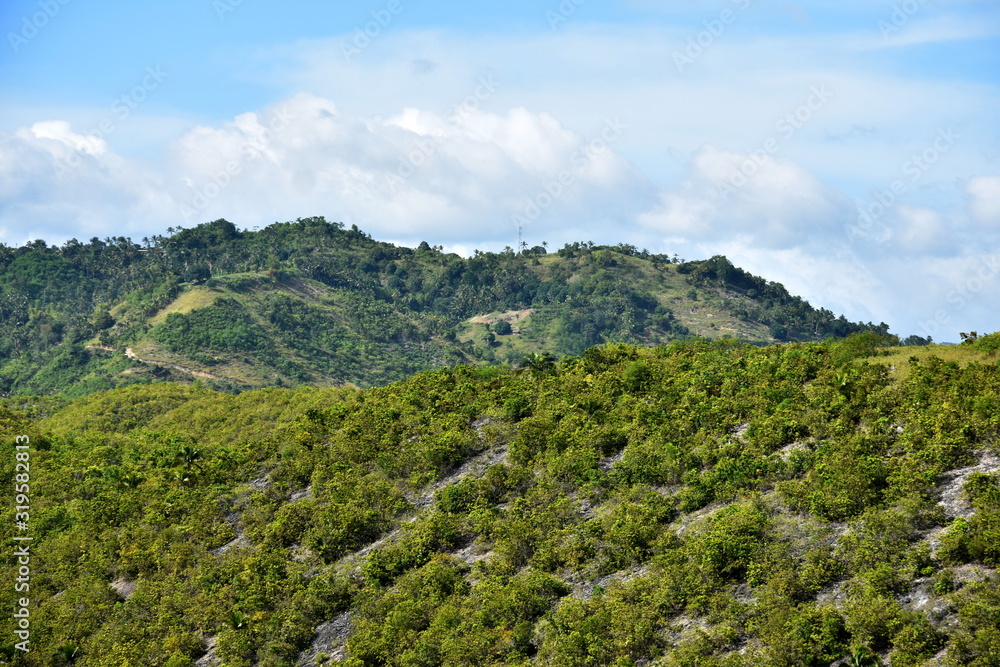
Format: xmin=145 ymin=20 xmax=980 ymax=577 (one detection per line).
xmin=629 ymin=140 xmax=1000 ymax=336
xmin=27 ymin=121 xmax=108 ymax=157
xmin=638 ymin=145 xmax=852 ymax=250
xmin=0 ymin=93 xmax=652 ymax=248
xmin=966 ymin=176 xmax=1000 ymax=226
xmin=0 ymin=122 xmax=171 ymax=244
xmin=173 ymin=94 xmax=652 ymax=242
xmin=892 ymin=205 xmax=951 ymax=254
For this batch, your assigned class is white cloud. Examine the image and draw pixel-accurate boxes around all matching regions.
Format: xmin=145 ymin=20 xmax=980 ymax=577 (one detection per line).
xmin=638 ymin=145 xmax=851 ymax=249
xmin=193 ymin=94 xmax=644 ymax=241
xmin=966 ymin=175 xmax=1000 ymax=226
xmin=27 ymin=121 xmax=108 ymax=157
xmin=893 ymin=205 xmax=948 ymax=254
xmin=851 ymin=14 xmax=1000 ymax=50
xmin=0 ymin=92 xmax=651 ymax=249
xmin=249 ymin=26 xmax=998 ymax=196
xmin=633 ymin=141 xmax=1000 ymax=336
xmin=0 ymin=124 xmax=171 ymax=245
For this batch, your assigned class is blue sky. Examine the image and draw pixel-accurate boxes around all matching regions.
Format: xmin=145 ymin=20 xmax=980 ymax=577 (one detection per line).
xmin=1 ymin=0 xmax=999 ymax=339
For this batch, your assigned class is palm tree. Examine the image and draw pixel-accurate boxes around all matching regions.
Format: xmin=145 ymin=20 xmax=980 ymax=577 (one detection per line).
xmin=56 ymin=643 xmax=79 ymax=664
xmin=121 ymin=472 xmax=145 ymax=489
xmin=846 ymin=646 xmax=882 ymax=667
xmin=175 ymin=445 xmax=203 ymax=471
xmin=521 ymin=352 xmax=556 ymax=376
xmin=172 ymin=468 xmax=196 ymax=486
xmin=227 ymin=611 xmax=248 ymax=630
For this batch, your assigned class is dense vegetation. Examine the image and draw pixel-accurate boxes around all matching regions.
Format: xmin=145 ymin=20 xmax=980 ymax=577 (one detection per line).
xmin=0 ymin=218 xmax=890 ymax=398
xmin=2 ymin=333 xmax=998 ymax=665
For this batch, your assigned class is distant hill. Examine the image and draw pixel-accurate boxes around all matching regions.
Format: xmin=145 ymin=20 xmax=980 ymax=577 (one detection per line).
xmin=0 ymin=217 xmax=890 ymax=397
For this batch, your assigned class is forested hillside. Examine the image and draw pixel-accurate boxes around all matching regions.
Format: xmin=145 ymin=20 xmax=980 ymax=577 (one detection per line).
xmin=2 ymin=333 xmax=998 ymax=665
xmin=0 ymin=218 xmax=890 ymax=398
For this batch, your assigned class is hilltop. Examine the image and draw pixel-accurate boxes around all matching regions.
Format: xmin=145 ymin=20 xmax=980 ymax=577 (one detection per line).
xmin=0 ymin=218 xmax=891 ymax=398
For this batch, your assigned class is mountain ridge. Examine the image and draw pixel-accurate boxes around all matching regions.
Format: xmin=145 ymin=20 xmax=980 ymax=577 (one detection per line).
xmin=0 ymin=217 xmax=894 ymax=398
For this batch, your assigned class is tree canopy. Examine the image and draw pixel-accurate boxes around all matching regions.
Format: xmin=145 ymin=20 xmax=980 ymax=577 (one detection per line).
xmin=1 ymin=335 xmax=998 ymax=664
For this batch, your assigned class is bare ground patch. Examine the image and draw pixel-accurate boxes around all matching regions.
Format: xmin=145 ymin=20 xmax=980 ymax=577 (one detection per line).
xmin=467 ymin=309 xmax=534 ymax=325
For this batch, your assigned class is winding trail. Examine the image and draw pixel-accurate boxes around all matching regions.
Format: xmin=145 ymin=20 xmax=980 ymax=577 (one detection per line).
xmin=124 ymin=346 xmax=224 ymax=381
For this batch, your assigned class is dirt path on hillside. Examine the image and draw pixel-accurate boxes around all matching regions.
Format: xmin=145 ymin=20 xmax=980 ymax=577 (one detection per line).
xmin=125 ymin=347 xmax=224 ymax=381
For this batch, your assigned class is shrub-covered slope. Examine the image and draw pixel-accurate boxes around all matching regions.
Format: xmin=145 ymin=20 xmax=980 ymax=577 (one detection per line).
xmin=0 ymin=218 xmax=889 ymax=398
xmin=2 ymin=334 xmax=999 ymax=665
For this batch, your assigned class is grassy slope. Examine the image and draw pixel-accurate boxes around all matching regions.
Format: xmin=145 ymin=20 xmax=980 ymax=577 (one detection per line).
xmin=879 ymin=343 xmax=1000 ymax=381
xmin=104 ymin=271 xmax=453 ymax=390
xmin=78 ymin=255 xmax=784 ymax=393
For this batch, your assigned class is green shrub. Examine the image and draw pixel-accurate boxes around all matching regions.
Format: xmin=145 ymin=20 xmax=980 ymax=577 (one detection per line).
xmin=759 ymin=604 xmax=848 ymax=667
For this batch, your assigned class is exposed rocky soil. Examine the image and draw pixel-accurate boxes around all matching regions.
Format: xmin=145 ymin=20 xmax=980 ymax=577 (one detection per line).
xmin=296 ymin=612 xmax=352 ymax=666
